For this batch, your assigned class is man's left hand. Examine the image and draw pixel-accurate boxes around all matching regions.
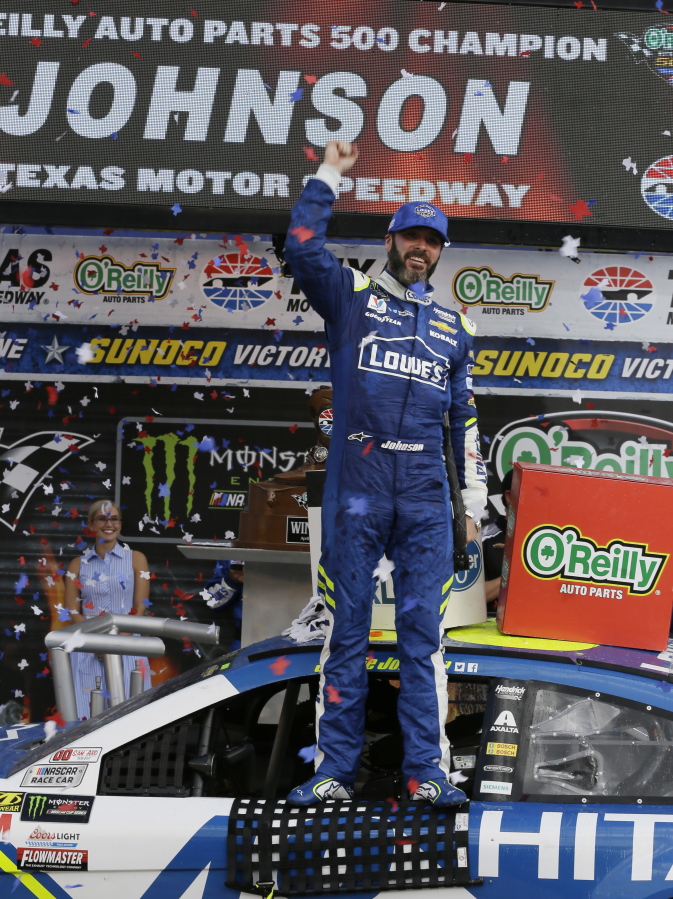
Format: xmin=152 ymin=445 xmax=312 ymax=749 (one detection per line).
xmin=466 ymin=517 xmax=479 ymax=544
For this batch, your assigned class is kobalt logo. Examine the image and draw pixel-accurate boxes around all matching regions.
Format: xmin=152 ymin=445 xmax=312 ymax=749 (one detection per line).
xmin=582 ymin=267 xmax=654 ymax=326
xmin=495 ymin=684 xmax=526 ymax=700
xmin=453 ymin=266 xmax=554 ymax=311
xmin=524 ymin=525 xmax=667 ymax=595
xmin=490 ymin=710 xmax=518 ymax=734
xmin=358 ymin=336 xmax=449 ymax=390
xmin=74 ymin=255 xmax=175 ymax=301
xmin=202 ymin=251 xmax=275 ymax=310
xmin=641 ymin=156 xmax=673 ymax=221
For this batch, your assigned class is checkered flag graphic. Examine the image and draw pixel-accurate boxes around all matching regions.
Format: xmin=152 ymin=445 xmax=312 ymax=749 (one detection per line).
xmin=0 ymin=431 xmax=94 ymax=531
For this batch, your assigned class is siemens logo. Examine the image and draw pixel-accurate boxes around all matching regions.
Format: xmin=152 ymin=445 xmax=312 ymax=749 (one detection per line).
xmin=358 ymin=336 xmax=449 ymax=390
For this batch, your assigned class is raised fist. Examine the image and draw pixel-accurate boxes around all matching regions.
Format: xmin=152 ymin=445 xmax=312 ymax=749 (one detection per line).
xmin=323 ymin=141 xmax=359 ymax=175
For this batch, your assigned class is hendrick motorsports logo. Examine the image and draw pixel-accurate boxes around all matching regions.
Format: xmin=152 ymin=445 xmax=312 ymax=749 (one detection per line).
xmin=581 ymin=266 xmax=654 ymax=326
xmin=523 ymin=524 xmax=667 ymax=595
xmin=202 ymin=251 xmax=275 ymax=310
xmin=640 ymin=156 xmax=673 ymax=221
xmin=453 ymin=266 xmax=554 ymax=312
xmin=74 ymin=255 xmax=175 ymax=300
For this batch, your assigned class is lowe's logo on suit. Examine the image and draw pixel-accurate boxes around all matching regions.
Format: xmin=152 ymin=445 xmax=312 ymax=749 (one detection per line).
xmin=358 ymin=336 xmax=449 ymax=390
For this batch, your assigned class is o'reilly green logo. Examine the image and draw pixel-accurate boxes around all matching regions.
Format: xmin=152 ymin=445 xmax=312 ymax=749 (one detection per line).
xmin=523 ymin=525 xmax=667 ymax=595
xmin=644 ymin=27 xmax=673 ymax=49
xmin=453 ymin=267 xmax=554 ymax=311
xmin=74 ymin=255 xmax=175 ymax=300
xmin=27 ymin=795 xmax=48 ymax=818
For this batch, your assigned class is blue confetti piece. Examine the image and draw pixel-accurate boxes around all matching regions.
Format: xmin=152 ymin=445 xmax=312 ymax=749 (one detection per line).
xmin=210 ymin=481 xmax=217 ymax=489
xmin=158 ymin=483 xmax=170 ymax=497
xmin=526 ymin=337 xmax=535 ymax=346
xmin=289 ymin=88 xmax=304 ymax=102
xmin=67 ymin=108 xmax=80 ymax=114
xmin=171 ymin=203 xmax=182 ymax=216
xmin=110 ymin=132 xmax=118 ymax=140
xmin=293 ymin=316 xmax=304 ymax=326
xmin=15 ymin=573 xmax=28 ymax=593
xmin=581 ymin=287 xmax=604 ymax=309
xmin=604 ymin=321 xmax=616 ymax=330
xmin=298 ymin=744 xmax=318 ymax=763
xmin=195 ymin=436 xmax=217 ymax=452
xmin=347 ymin=496 xmax=368 ymax=516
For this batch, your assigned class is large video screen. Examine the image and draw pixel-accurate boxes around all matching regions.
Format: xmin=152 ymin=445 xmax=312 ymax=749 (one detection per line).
xmin=0 ymin=1 xmax=670 ymax=231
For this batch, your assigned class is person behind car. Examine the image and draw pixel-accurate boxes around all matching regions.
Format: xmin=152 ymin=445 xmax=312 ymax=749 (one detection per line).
xmin=482 ymin=469 xmax=513 ymax=615
xmin=64 ymin=500 xmax=152 ymax=719
xmin=202 ymin=560 xmax=244 ymax=652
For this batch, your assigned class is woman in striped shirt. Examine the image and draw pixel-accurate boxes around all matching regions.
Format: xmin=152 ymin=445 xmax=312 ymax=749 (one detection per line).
xmin=64 ymin=500 xmax=152 ymax=719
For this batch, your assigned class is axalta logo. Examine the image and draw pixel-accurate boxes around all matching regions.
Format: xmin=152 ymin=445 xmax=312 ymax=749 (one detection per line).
xmin=581 ymin=267 xmax=654 ymax=326
xmin=523 ymin=525 xmax=667 ymax=595
xmin=493 ymin=423 xmax=673 ymax=481
xmin=453 ymin=266 xmax=554 ymax=311
xmin=641 ymin=156 xmax=673 ymax=221
xmin=490 ymin=710 xmax=519 ymax=734
xmin=74 ymin=255 xmax=175 ymax=300
xmin=202 ymin=252 xmax=275 ymax=310
xmin=358 ymin=336 xmax=449 ymax=391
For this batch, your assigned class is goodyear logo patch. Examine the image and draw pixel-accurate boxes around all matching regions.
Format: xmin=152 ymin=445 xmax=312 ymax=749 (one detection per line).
xmin=0 ymin=791 xmax=23 ymax=812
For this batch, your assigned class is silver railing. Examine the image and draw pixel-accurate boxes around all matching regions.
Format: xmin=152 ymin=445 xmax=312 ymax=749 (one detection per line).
xmin=45 ymin=613 xmax=220 ymax=722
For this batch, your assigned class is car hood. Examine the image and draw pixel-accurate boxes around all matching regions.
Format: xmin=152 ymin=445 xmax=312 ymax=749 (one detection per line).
xmin=0 ymin=722 xmax=70 ymax=779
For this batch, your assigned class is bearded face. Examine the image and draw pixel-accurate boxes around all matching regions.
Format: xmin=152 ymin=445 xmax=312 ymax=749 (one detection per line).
xmin=386 ymin=231 xmax=441 ymax=286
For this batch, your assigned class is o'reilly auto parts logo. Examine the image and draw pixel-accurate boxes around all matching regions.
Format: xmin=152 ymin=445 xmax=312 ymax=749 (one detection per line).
xmin=74 ymin=255 xmax=175 ymax=301
xmin=523 ymin=525 xmax=667 ymax=595
xmin=641 ymin=156 xmax=673 ymax=221
xmin=581 ymin=266 xmax=654 ymax=326
xmin=452 ymin=266 xmax=553 ymax=312
xmin=202 ymin=251 xmax=275 ymax=311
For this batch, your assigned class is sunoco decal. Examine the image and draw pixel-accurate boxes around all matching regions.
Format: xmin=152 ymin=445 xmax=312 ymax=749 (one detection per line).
xmin=453 ymin=266 xmax=554 ymax=312
xmin=21 ymin=795 xmax=94 ymax=823
xmin=523 ymin=525 xmax=667 ymax=595
xmin=74 ymin=254 xmax=175 ymax=300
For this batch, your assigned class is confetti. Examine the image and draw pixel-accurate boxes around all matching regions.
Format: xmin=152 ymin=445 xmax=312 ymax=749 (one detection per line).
xmin=304 ymin=74 xmax=318 ymax=84
xmin=568 ymin=199 xmax=592 ymax=220
xmin=269 ymin=655 xmax=291 ymax=676
xmin=290 ymin=226 xmax=314 ymax=244
xmin=302 ymin=146 xmax=319 ymax=162
xmin=298 ymin=744 xmax=318 ymax=763
xmin=30 ymin=37 xmax=42 ymax=47
xmin=289 ymin=88 xmax=304 ymax=102
xmin=171 ymin=203 xmax=182 ymax=216
xmin=622 ymin=157 xmax=637 ymax=175
xmin=407 ymin=777 xmax=420 ymax=795
xmin=0 ymin=73 xmax=13 ymax=86
xmin=401 ymin=68 xmax=414 ymax=79
xmin=347 ymin=497 xmax=368 ymax=516
xmin=326 ymin=684 xmax=342 ymax=704
xmin=373 ymin=557 xmax=395 ymax=582
xmin=559 ymin=235 xmax=581 ymax=260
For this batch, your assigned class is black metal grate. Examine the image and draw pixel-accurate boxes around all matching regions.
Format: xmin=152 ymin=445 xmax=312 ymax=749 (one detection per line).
xmin=99 ymin=716 xmax=201 ymax=796
xmin=227 ymin=798 xmax=475 ymax=894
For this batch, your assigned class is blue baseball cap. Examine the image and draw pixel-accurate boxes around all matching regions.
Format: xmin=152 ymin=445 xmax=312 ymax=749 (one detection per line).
xmin=387 ymin=202 xmax=450 ymax=247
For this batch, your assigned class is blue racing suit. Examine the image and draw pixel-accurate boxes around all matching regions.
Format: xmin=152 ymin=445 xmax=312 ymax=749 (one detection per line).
xmin=284 ymin=166 xmax=488 ymax=787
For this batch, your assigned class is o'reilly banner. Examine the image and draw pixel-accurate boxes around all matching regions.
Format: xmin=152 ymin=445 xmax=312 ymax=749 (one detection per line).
xmin=0 ymin=1 xmax=671 ymax=229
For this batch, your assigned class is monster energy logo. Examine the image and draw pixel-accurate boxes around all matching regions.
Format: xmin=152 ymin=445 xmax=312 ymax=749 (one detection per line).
xmin=137 ymin=433 xmax=198 ymax=519
xmin=27 ymin=795 xmax=48 ymax=818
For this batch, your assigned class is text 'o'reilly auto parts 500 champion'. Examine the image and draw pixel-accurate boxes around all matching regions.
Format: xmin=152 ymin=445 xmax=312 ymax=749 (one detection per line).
xmin=3 ymin=624 xmax=673 ymax=898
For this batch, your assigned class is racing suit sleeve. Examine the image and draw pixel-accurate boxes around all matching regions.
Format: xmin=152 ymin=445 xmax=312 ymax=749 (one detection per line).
xmin=449 ymin=315 xmax=488 ymax=520
xmin=284 ymin=165 xmax=367 ymax=346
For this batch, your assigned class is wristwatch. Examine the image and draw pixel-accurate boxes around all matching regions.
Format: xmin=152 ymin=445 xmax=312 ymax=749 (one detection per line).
xmin=465 ymin=510 xmax=482 ymax=532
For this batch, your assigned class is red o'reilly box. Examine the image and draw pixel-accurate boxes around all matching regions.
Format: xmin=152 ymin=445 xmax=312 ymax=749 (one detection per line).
xmin=496 ymin=462 xmax=673 ymax=651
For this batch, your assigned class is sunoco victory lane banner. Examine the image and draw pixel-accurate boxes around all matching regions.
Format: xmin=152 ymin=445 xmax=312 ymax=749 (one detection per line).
xmin=0 ymin=1 xmax=672 ymax=229
xmin=0 ymin=230 xmax=672 ymax=396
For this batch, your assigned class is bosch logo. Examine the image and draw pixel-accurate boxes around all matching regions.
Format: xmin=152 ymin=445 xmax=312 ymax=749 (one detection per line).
xmin=202 ymin=252 xmax=275 ymax=311
xmin=414 ymin=204 xmax=436 ymax=218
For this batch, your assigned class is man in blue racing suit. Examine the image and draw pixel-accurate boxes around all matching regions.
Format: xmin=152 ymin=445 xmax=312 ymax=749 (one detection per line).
xmin=285 ymin=141 xmax=487 ymax=808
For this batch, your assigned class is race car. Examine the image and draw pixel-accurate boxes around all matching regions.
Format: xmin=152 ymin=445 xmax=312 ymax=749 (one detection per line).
xmin=2 ymin=620 xmax=673 ymax=899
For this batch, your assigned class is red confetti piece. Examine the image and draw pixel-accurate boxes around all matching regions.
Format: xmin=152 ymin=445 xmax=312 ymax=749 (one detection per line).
xmin=0 ymin=73 xmax=14 ymax=86
xmin=190 ymin=8 xmax=198 ymax=16
xmin=395 ymin=839 xmax=416 ymax=845
xmin=568 ymin=199 xmax=592 ymax=220
xmin=289 ymin=424 xmax=299 ymax=433
xmin=648 ymin=345 xmax=657 ymax=352
xmin=302 ymin=146 xmax=319 ymax=162
xmin=30 ymin=38 xmax=42 ymax=47
xmin=362 ymin=440 xmax=375 ymax=456
xmin=98 ymin=245 xmax=107 ymax=253
xmin=103 ymin=228 xmax=114 ymax=235
xmin=586 ymin=402 xmax=595 ymax=409
xmin=45 ymin=711 xmax=66 ymax=728
xmin=290 ymin=226 xmax=314 ymax=244
xmin=574 ymin=1 xmax=583 ymax=7
xmin=326 ymin=685 xmax=342 ymax=704
xmin=304 ymin=74 xmax=318 ymax=84
xmin=519 ymin=49 xmax=531 ymax=57
xmin=265 ymin=317 xmax=276 ymax=326
xmin=664 ymin=448 xmax=672 ymax=457
xmin=17 ymin=556 xmax=25 ymax=566
xmin=49 ymin=282 xmax=59 ymax=291
xmin=501 ymin=156 xmax=509 ymax=163
xmin=590 ymin=0 xmax=597 ymax=8
xmin=82 ymin=38 xmax=92 ymax=48
xmin=463 ymin=153 xmax=472 ymax=162
xmin=46 ymin=386 xmax=59 ymax=406
xmin=387 ymin=798 xmax=399 ymax=812
xmin=132 ymin=52 xmax=142 ymax=58
xmin=407 ymin=777 xmax=419 ymax=795
xmin=269 ymin=656 xmax=291 ymax=676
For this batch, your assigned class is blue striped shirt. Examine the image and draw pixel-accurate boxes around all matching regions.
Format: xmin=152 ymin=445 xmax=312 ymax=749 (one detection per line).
xmin=71 ymin=542 xmax=151 ymax=719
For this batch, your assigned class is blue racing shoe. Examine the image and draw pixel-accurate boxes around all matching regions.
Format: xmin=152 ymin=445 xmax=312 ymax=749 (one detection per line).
xmin=409 ymin=778 xmax=467 ymax=807
xmin=287 ymin=774 xmax=354 ymax=806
